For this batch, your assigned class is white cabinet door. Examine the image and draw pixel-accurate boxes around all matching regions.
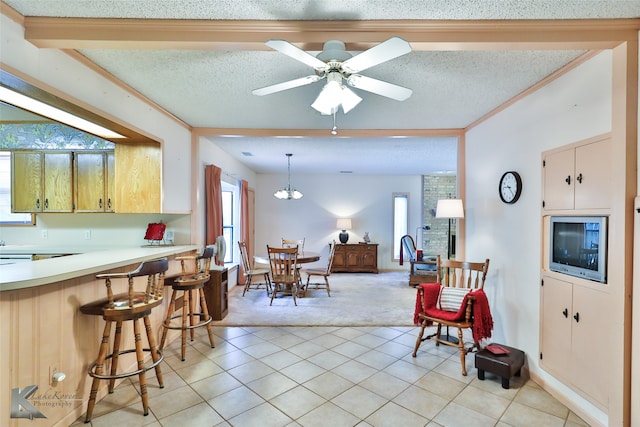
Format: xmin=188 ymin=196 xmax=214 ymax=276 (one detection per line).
xmin=574 ymin=139 xmax=612 ymax=209
xmin=543 ymin=148 xmax=574 ymax=210
xmin=540 ymin=276 xmax=573 ymax=376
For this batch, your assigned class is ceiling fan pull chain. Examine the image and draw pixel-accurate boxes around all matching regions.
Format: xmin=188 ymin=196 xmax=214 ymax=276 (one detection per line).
xmin=331 ymin=110 xmax=338 ymax=135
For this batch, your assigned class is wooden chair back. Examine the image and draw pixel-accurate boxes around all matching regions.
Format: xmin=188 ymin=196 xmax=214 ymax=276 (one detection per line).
xmin=268 ymin=245 xmax=299 ymax=285
xmin=436 ymin=255 xmax=490 ymax=290
xmin=177 ymin=245 xmax=214 ymax=278
xmin=324 ymin=241 xmax=337 ymax=274
xmin=282 ymin=238 xmax=305 ymax=252
xmin=238 ymin=241 xmax=252 ymax=272
xmin=94 ymin=257 xmax=169 ymax=317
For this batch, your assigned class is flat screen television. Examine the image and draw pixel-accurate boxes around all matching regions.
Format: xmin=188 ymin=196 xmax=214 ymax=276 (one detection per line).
xmin=549 ymin=216 xmax=607 ymax=283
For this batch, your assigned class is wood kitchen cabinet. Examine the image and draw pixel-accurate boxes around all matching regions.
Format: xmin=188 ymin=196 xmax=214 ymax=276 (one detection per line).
xmin=114 ymin=142 xmax=161 ymax=213
xmin=331 ymin=243 xmax=378 ymax=273
xmin=12 ymin=151 xmax=73 ymax=212
xmin=75 ymin=151 xmax=115 ymax=212
xmin=542 ymin=136 xmax=611 ymax=210
xmin=540 ymin=274 xmax=610 ymax=407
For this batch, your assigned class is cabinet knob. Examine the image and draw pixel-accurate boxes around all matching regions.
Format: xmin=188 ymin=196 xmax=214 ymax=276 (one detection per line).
xmin=573 ymin=312 xmax=580 ymax=323
xmin=576 ymin=173 xmax=583 ymax=184
xmin=562 ymin=308 xmax=568 ymax=318
xmin=565 ymin=175 xmax=571 ymax=185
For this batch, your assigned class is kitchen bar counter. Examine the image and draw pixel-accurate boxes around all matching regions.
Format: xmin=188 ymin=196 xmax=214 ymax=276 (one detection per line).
xmin=0 ymin=245 xmax=198 ymax=291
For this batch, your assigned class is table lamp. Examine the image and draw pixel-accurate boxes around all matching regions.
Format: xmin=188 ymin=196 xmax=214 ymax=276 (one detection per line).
xmin=336 ymin=218 xmax=352 ymax=243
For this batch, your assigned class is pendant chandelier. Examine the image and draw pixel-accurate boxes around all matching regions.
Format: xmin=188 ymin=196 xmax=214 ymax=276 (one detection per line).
xmin=274 ymin=153 xmax=303 ymax=200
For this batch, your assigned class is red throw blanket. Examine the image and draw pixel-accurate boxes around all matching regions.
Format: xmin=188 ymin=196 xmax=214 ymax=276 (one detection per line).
xmin=413 ymin=283 xmax=493 ymax=342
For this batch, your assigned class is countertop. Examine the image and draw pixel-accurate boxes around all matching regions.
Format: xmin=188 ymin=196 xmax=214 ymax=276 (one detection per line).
xmin=0 ymin=245 xmax=199 ymax=291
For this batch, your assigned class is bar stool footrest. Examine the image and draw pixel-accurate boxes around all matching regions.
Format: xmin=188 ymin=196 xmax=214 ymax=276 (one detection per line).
xmin=162 ymin=313 xmax=212 ymax=331
xmin=88 ymin=348 xmax=164 ymax=380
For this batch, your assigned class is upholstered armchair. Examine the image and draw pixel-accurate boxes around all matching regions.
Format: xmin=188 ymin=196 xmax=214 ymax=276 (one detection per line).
xmin=400 ymin=234 xmax=438 ymax=287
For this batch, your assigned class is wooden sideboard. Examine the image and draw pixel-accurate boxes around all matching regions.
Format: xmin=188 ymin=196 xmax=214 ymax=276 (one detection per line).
xmin=331 ymin=243 xmax=378 ymax=273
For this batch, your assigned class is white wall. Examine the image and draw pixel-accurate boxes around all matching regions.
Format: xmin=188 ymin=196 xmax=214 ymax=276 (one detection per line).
xmin=0 ymin=213 xmax=191 ymax=248
xmin=254 ymin=173 xmax=423 ymax=270
xmin=465 ymin=51 xmax=612 ymax=424
xmin=1 ymin=13 xmax=192 ymax=214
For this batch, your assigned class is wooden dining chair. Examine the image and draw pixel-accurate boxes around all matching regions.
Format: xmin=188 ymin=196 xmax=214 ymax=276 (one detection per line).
xmin=412 ymin=255 xmax=492 ymax=376
xmin=282 ymin=237 xmax=305 ymax=252
xmin=303 ymin=241 xmax=336 ymax=297
xmin=267 ymin=245 xmax=300 ymax=306
xmin=239 ymin=241 xmax=271 ymax=296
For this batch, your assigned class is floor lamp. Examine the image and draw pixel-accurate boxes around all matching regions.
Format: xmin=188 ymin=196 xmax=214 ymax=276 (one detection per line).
xmin=435 ymin=198 xmax=465 ymax=344
xmin=436 ymin=199 xmax=464 ymax=260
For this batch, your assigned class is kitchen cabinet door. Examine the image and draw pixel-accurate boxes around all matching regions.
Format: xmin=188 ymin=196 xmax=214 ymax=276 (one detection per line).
xmin=75 ymin=152 xmax=114 ymax=212
xmin=42 ymin=152 xmax=73 ymax=212
xmin=12 ymin=151 xmax=42 ymax=212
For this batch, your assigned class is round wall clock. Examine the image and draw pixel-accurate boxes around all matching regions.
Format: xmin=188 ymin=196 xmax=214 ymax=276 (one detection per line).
xmin=499 ymin=171 xmax=522 ymax=204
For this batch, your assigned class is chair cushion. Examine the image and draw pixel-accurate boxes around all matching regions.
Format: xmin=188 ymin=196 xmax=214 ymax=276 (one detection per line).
xmin=437 ymin=287 xmax=470 ymax=311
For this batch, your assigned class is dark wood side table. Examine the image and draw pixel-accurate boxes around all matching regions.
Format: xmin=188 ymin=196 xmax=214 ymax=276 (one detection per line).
xmin=203 ymin=267 xmax=228 ymax=320
xmin=331 ymin=243 xmax=378 ymax=273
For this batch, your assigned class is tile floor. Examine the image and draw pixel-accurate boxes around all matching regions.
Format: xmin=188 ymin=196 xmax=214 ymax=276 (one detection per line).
xmin=73 ymin=325 xmax=590 ymax=427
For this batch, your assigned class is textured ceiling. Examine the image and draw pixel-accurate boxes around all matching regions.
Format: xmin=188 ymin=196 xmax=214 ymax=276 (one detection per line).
xmin=3 ymin=0 xmax=640 ymax=175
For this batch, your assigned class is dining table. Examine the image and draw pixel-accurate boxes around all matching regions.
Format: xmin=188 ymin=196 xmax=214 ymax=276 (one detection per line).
xmin=253 ymin=251 xmax=321 ymax=266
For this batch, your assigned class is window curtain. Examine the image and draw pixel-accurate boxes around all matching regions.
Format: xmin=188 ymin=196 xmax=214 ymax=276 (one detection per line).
xmin=239 ymin=179 xmax=249 ymax=282
xmin=205 ymin=165 xmax=223 ymax=265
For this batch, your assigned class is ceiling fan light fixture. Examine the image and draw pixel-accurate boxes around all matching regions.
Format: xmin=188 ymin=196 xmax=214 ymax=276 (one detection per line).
xmin=274 ymin=153 xmax=303 ymax=200
xmin=311 ymin=72 xmax=362 ymax=115
xmin=340 ymin=86 xmax=362 ymax=113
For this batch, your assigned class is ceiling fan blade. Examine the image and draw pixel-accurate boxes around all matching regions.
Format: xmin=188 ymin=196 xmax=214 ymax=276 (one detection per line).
xmin=252 ymin=75 xmax=322 ymax=96
xmin=341 ymin=37 xmax=412 ymax=74
xmin=346 ymin=74 xmax=413 ymax=101
xmin=266 ymin=39 xmax=328 ymax=72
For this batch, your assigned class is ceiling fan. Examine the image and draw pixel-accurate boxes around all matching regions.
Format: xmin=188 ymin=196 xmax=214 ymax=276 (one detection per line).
xmin=252 ymin=37 xmax=413 ymax=115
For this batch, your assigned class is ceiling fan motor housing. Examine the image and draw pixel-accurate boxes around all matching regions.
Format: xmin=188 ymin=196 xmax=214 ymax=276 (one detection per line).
xmin=316 ymin=40 xmax=352 ymax=63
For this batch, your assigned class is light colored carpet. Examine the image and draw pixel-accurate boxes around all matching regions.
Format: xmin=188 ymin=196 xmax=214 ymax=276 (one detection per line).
xmin=214 ymin=271 xmax=418 ymax=326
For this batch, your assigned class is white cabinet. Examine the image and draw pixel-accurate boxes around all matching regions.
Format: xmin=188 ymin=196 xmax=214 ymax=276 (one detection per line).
xmin=542 ymin=137 xmax=611 ymax=210
xmin=540 ymin=274 xmax=610 ymax=407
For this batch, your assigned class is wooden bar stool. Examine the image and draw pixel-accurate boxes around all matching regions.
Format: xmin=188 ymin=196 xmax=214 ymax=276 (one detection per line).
xmin=159 ymin=246 xmax=215 ymax=361
xmin=80 ymin=257 xmax=168 ymax=423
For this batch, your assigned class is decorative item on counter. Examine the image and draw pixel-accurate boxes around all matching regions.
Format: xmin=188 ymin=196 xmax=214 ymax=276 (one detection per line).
xmin=143 ymin=222 xmax=172 ymax=246
xmin=363 ymin=232 xmax=370 ymax=243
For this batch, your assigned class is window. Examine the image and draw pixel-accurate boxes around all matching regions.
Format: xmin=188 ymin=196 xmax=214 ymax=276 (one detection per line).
xmin=0 ymin=151 xmax=35 ymax=226
xmin=222 ymin=190 xmax=234 ymax=263
xmin=392 ymin=192 xmax=409 ymax=260
xmin=221 ymin=180 xmax=240 ymax=264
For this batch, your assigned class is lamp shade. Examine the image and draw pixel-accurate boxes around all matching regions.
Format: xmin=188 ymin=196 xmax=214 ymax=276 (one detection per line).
xmin=336 ymin=218 xmax=352 ymax=230
xmin=435 ymin=199 xmax=464 ymax=219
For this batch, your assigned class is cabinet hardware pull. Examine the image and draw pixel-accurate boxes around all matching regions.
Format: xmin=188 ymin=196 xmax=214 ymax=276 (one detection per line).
xmin=99 ymin=198 xmax=103 ymax=209
xmin=562 ymin=308 xmax=568 ymax=318
xmin=565 ymin=175 xmax=571 ymax=185
xmin=44 ymin=198 xmax=49 ymax=209
xmin=107 ymin=198 xmax=111 ymax=209
xmin=576 ymin=173 xmax=583 ymax=184
xmin=573 ymin=312 xmax=580 ymax=322
xmin=36 ymin=198 xmax=40 ymax=209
